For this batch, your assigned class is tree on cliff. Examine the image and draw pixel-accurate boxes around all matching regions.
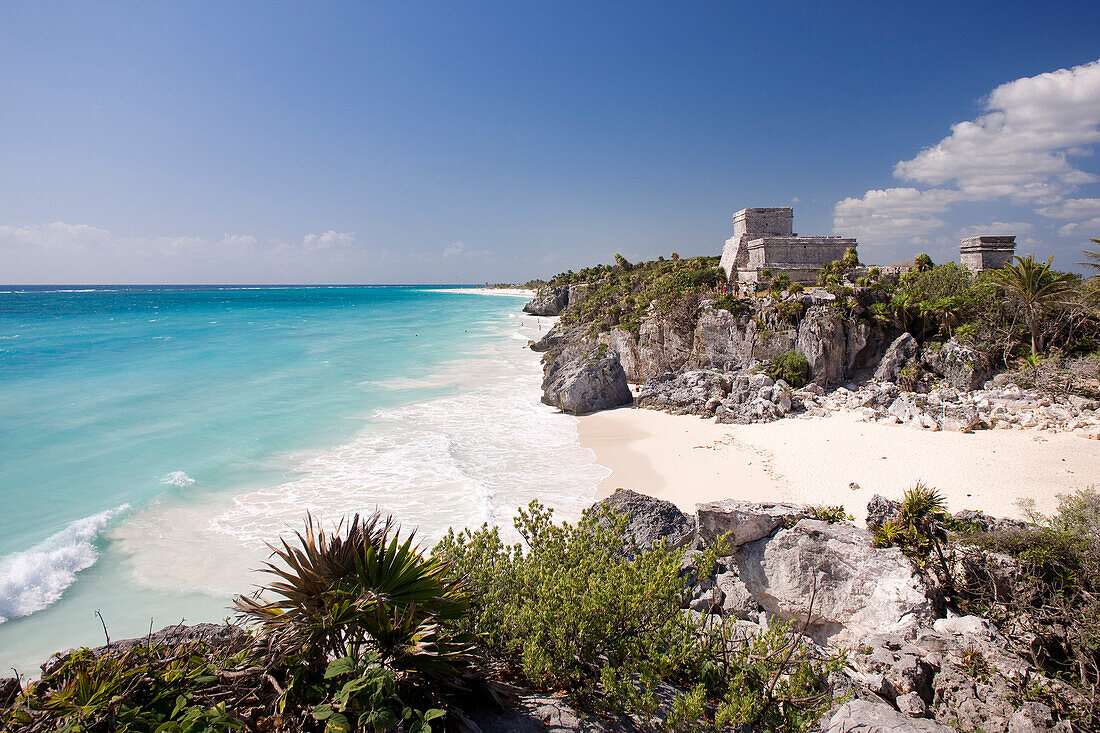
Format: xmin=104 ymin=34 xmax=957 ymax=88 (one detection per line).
xmin=993 ymin=254 xmax=1076 ymax=357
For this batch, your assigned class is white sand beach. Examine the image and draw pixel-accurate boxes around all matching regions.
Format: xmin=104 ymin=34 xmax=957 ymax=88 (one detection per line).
xmin=579 ymin=406 xmax=1100 ymax=522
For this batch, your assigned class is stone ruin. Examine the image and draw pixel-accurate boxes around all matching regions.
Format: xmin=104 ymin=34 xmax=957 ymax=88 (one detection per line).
xmin=720 ymin=207 xmax=856 ymax=284
xmin=959 ymin=235 xmax=1016 ymax=273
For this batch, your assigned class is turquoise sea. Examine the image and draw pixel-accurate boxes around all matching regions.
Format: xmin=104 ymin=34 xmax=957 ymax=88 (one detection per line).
xmin=0 ymin=286 xmax=606 ymax=672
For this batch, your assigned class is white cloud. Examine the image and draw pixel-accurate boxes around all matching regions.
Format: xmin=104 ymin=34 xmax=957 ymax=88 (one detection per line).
xmin=1057 ymin=217 xmax=1100 ymax=238
xmin=836 ymin=59 xmax=1100 ymax=256
xmin=833 ymin=187 xmax=971 ymax=241
xmin=0 ymin=222 xmax=111 ymax=249
xmin=302 ymin=230 xmax=355 ymax=249
xmin=895 ymin=59 xmax=1100 ymax=201
xmin=442 ymin=240 xmax=491 ymax=258
xmin=957 ymin=221 xmax=1034 ymax=237
xmin=0 ymin=223 xmax=379 ymax=283
xmin=1036 ymin=197 xmax=1100 ymax=219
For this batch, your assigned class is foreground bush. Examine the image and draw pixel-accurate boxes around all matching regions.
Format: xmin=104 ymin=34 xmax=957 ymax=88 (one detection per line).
xmin=435 ymin=501 xmax=842 ymax=730
xmin=4 ymin=504 xmax=843 ymax=732
xmin=955 ymin=489 xmax=1100 ymax=726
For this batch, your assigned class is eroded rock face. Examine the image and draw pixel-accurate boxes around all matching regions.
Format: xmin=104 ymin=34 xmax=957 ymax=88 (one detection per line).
xmin=730 ymin=520 xmax=933 ymax=645
xmin=595 ymin=489 xmax=693 ymax=551
xmin=523 ymin=286 xmax=569 ymax=316
xmin=797 ymin=306 xmax=847 ymax=385
xmin=637 ymin=317 xmax=693 ymax=380
xmin=695 ymin=499 xmax=813 ymax=551
xmin=921 ymin=339 xmax=992 ymax=392
xmin=540 ymin=345 xmax=632 ymax=414
xmin=874 ymin=333 xmax=919 ymax=383
xmin=603 ymin=327 xmax=643 ymax=383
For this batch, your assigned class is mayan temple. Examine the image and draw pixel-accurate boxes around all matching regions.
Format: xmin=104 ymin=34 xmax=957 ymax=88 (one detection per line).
xmin=720 ymin=207 xmax=857 ymax=283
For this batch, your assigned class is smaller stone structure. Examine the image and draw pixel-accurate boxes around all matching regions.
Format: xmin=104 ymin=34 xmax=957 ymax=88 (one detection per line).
xmin=959 ymin=235 xmax=1015 ymax=273
xmin=720 ymin=207 xmax=856 ymax=284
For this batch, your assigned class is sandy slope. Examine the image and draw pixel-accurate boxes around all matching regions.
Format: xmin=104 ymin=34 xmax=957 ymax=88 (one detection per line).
xmin=578 ymin=406 xmax=1099 ymax=522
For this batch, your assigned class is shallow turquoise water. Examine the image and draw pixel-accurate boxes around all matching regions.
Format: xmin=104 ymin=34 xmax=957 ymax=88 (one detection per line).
xmin=0 ymin=286 xmax=604 ymax=671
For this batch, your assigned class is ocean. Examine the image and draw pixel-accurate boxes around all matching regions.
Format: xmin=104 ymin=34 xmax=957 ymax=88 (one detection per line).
xmin=0 ymin=286 xmax=607 ymax=672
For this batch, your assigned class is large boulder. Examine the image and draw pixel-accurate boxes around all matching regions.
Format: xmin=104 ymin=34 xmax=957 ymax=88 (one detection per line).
xmin=712 ymin=373 xmax=795 ymax=425
xmin=541 ymin=345 xmax=632 ymax=414
xmin=523 ymin=286 xmax=569 ymax=316
xmin=695 ymin=499 xmax=814 ymax=551
xmin=797 ymin=306 xmax=847 ymax=385
xmin=821 ymin=700 xmax=954 ymax=732
xmin=731 ymin=519 xmax=933 ymax=645
xmin=874 ymin=333 xmax=919 ymax=384
xmin=635 ymin=369 xmax=731 ymax=416
xmin=921 ymin=339 xmax=992 ymax=392
xmin=595 ymin=489 xmax=693 ymax=550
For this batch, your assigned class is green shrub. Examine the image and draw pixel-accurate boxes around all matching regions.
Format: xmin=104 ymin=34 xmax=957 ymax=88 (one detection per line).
xmin=2 ymin=638 xmax=254 ymax=732
xmin=435 ymin=501 xmax=842 ymax=730
xmin=812 ymin=505 xmax=854 ymax=523
xmin=434 ymin=501 xmax=697 ymax=694
xmin=765 ymin=351 xmax=810 ymax=388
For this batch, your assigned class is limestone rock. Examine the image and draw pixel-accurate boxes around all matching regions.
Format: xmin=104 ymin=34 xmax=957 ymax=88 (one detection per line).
xmin=821 ymin=700 xmax=954 ymax=732
xmin=635 ymin=370 xmax=731 ymax=416
xmin=695 ymin=499 xmax=813 ymax=551
xmin=866 ymin=494 xmax=900 ymax=530
xmin=541 ymin=345 xmax=632 ymax=414
xmin=796 ymin=306 xmax=846 ymax=385
xmin=715 ymin=570 xmax=761 ymax=620
xmin=874 ymin=333 xmax=919 ymax=383
xmin=951 ymin=509 xmax=1030 ymax=534
xmin=895 ymin=691 xmax=929 ymax=719
xmin=595 ymin=489 xmax=693 ymax=551
xmin=731 ymin=520 xmax=932 ymax=645
xmin=464 ymin=681 xmax=623 ymax=732
xmin=523 ymin=286 xmax=569 ymax=316
xmin=637 ymin=316 xmax=693 ymax=380
xmin=530 ymin=324 xmax=586 ymax=354
xmin=602 ymin=327 xmax=643 ymax=383
xmin=921 ymin=339 xmax=992 ymax=392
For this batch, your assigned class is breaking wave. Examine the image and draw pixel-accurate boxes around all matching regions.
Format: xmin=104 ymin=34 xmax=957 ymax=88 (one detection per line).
xmin=0 ymin=506 xmax=128 ymax=624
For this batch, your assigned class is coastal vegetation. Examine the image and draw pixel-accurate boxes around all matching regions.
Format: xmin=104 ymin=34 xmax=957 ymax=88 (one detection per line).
xmin=549 ymin=255 xmax=726 ymax=334
xmin=2 ymin=505 xmax=844 ymax=732
xmin=539 ymin=245 xmax=1099 ymax=380
xmin=870 ymin=484 xmax=1100 ymax=729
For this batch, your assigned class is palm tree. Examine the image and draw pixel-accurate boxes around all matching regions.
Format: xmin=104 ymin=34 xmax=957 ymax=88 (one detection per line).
xmin=991 ymin=254 xmax=1076 ymax=358
xmin=898 ymin=482 xmax=952 ymax=587
xmin=1081 ymin=238 xmax=1100 ymax=278
xmin=236 ymin=512 xmax=475 ymax=682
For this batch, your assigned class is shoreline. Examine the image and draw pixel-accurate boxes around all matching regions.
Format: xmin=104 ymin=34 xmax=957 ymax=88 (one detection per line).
xmin=577 ymin=405 xmax=1099 ymax=521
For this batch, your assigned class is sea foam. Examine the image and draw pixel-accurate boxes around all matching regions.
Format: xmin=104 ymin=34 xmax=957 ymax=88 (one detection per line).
xmin=0 ymin=506 xmax=128 ymax=624
xmin=114 ymin=316 xmax=608 ymax=595
xmin=160 ymin=471 xmax=196 ymax=487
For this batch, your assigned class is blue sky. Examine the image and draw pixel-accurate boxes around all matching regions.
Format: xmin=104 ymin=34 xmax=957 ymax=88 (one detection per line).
xmin=2 ymin=1 xmax=1100 ymax=284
